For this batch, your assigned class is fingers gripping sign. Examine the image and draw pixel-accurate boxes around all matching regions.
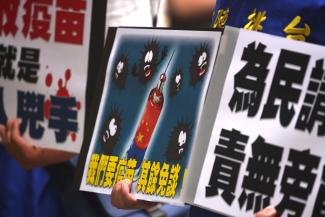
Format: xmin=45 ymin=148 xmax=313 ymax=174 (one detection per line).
xmin=111 ymin=179 xmax=157 ymax=210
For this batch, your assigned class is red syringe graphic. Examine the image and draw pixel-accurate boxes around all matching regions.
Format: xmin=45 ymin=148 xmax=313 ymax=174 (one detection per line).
xmin=127 ymin=50 xmax=175 ymax=169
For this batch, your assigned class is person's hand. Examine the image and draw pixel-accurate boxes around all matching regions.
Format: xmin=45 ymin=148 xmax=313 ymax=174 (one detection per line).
xmin=0 ymin=118 xmax=75 ymax=170
xmin=111 ymin=179 xmax=157 ymax=209
xmin=255 ymin=206 xmax=277 ymax=217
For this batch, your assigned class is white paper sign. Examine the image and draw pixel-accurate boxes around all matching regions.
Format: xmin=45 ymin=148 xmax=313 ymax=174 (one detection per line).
xmin=195 ymin=28 xmax=325 ymax=217
xmin=0 ymin=0 xmax=93 ymax=153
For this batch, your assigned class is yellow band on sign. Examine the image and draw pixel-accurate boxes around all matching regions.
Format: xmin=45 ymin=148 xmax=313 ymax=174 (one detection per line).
xmin=86 ymin=153 xmax=182 ymax=198
xmin=137 ymin=160 xmax=181 ymax=198
xmin=86 ymin=153 xmax=137 ymax=188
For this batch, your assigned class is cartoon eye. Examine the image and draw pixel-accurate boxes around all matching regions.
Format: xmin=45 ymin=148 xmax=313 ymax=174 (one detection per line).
xmin=197 ymin=52 xmax=207 ymax=67
xmin=116 ymin=61 xmax=124 ymax=74
xmin=178 ymin=130 xmax=187 ymax=147
xmin=175 ymin=74 xmax=181 ymax=84
xmin=109 ymin=118 xmax=117 ymax=137
xmin=103 ymin=130 xmax=110 ymax=142
xmin=145 ymin=50 xmax=153 ymax=63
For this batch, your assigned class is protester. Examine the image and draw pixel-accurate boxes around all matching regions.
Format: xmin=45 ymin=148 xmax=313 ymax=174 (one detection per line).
xmin=0 ymin=118 xmax=72 ymax=217
xmin=0 ymin=1 xmax=189 ymax=217
xmin=111 ymin=0 xmax=325 ymax=216
xmin=191 ymin=0 xmax=325 ymax=216
xmin=111 ymin=179 xmax=276 ymax=217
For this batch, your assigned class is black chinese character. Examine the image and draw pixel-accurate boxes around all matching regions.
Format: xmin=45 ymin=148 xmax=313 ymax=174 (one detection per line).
xmin=228 ymin=42 xmax=272 ymax=117
xmin=312 ymin=165 xmax=325 ymax=217
xmin=18 ymin=47 xmax=40 ymax=83
xmin=48 ymin=96 xmax=78 ymax=143
xmin=276 ymin=149 xmax=320 ymax=216
xmin=17 ymin=91 xmax=45 ymax=139
xmin=296 ymin=59 xmax=325 ymax=136
xmin=0 ymin=44 xmax=16 ymax=80
xmin=206 ymin=128 xmax=248 ymax=205
xmin=239 ymin=136 xmax=283 ymax=213
xmin=261 ymin=49 xmax=310 ymax=127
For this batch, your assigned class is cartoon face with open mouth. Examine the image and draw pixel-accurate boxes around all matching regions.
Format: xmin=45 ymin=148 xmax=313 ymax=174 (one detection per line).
xmin=115 ymin=61 xmax=124 ymax=79
xmin=197 ymin=51 xmax=208 ymax=77
xmin=177 ymin=130 xmax=187 ymax=155
xmin=101 ymin=108 xmax=122 ymax=154
xmin=112 ymin=54 xmax=128 ymax=89
xmin=133 ymin=39 xmax=167 ymax=84
xmin=103 ymin=118 xmax=117 ymax=143
xmin=169 ymin=69 xmax=183 ymax=97
xmin=166 ymin=120 xmax=191 ymax=162
xmin=190 ymin=44 xmax=209 ymax=86
xmin=143 ymin=50 xmax=154 ymax=78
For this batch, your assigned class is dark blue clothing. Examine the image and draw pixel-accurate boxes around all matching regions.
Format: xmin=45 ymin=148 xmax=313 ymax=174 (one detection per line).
xmin=0 ymin=146 xmax=108 ymax=217
xmin=213 ymin=0 xmax=325 ymax=46
xmin=0 ymin=146 xmax=63 ymax=217
xmin=190 ymin=206 xmax=225 ymax=217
